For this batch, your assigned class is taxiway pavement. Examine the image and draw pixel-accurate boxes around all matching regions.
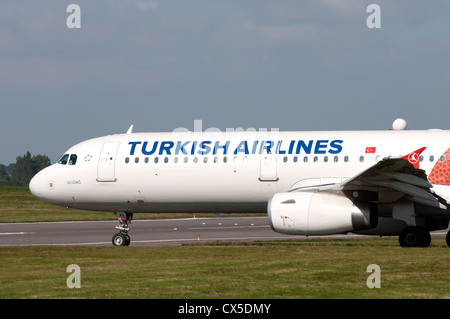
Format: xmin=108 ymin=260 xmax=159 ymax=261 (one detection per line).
xmin=0 ymin=216 xmax=447 ymax=246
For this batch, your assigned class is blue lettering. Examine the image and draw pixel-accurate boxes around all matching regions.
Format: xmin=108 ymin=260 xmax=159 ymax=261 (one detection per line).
xmin=142 ymin=141 xmax=158 ymax=155
xmin=198 ymin=141 xmax=212 ymax=155
xmin=234 ymin=141 xmax=249 ymax=154
xmin=175 ymin=141 xmax=190 ymax=155
xmin=329 ymin=140 xmax=343 ymax=154
xmin=251 ymin=141 xmax=259 ymax=155
xmin=276 ymin=141 xmax=287 ymax=155
xmin=128 ymin=141 xmax=141 ymax=155
xmin=191 ymin=141 xmax=198 ymax=155
xmin=213 ymin=141 xmax=229 ymax=155
xmin=288 ymin=140 xmax=295 ymax=154
xmin=296 ymin=140 xmax=313 ymax=154
xmin=258 ymin=140 xmax=265 ymax=154
xmin=129 ymin=139 xmax=343 ymax=156
xmin=159 ymin=141 xmax=174 ymax=155
xmin=315 ymin=140 xmax=328 ymax=154
xmin=263 ymin=141 xmax=274 ymax=154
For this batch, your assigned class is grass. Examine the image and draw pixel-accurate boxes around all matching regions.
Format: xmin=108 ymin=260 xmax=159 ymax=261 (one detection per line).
xmin=0 ymin=186 xmax=253 ymax=222
xmin=0 ymin=186 xmax=109 ymax=222
xmin=1 ymin=186 xmax=450 ymax=299
xmin=1 ymin=238 xmax=450 ymax=299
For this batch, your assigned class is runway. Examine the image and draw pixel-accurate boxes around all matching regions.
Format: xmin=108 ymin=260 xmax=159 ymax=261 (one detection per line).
xmin=0 ymin=216 xmax=447 ymax=246
xmin=0 ymin=216 xmax=364 ymax=246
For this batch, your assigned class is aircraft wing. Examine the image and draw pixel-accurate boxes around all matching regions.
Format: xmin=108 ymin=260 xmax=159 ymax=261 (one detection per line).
xmin=333 ymin=148 xmax=449 ymax=210
xmin=339 ymin=158 xmax=444 ymax=207
xmin=290 ymin=148 xmax=448 ymax=211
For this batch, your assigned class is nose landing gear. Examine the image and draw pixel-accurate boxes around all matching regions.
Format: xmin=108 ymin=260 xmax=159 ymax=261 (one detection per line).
xmin=112 ymin=212 xmax=133 ymax=246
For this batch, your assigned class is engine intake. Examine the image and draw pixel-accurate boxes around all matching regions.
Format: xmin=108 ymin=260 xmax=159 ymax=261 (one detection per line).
xmin=268 ymin=192 xmax=376 ymax=235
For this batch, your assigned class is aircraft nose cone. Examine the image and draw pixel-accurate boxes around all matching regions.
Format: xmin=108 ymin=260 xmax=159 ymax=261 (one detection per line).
xmin=29 ymin=165 xmax=65 ymax=206
xmin=29 ymin=170 xmax=46 ymax=199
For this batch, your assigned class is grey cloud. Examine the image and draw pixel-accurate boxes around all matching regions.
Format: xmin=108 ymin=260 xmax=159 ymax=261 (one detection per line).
xmin=1 ymin=1 xmax=450 ymax=164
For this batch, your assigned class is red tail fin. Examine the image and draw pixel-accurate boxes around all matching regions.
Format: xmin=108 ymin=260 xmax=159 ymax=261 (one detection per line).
xmin=401 ymin=147 xmax=427 ymax=169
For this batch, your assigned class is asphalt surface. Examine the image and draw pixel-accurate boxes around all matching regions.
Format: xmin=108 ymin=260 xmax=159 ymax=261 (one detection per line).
xmin=0 ymin=216 xmax=282 ymax=246
xmin=0 ymin=216 xmax=447 ymax=246
xmin=0 ymin=216 xmax=363 ymax=246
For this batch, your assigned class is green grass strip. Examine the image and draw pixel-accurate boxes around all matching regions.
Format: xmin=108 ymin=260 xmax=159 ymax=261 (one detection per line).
xmin=1 ymin=238 xmax=449 ymax=299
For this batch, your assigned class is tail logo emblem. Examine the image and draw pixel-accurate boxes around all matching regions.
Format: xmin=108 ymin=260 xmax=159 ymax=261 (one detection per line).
xmin=408 ymin=153 xmax=419 ymax=165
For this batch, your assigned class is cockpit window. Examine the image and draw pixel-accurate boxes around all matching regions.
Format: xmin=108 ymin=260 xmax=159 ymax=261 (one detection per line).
xmin=69 ymin=154 xmax=77 ymax=165
xmin=58 ymin=154 xmax=78 ymax=165
xmin=58 ymin=154 xmax=69 ymax=165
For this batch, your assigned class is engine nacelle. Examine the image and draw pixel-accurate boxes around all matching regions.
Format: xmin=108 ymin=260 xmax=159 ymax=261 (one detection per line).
xmin=268 ymin=192 xmax=376 ymax=235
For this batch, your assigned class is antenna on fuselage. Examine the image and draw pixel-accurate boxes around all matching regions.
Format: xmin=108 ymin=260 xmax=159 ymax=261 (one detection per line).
xmin=126 ymin=125 xmax=134 ymax=134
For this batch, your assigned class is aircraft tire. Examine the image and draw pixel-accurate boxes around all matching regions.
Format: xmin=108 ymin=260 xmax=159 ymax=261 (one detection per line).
xmin=418 ymin=226 xmax=431 ymax=247
xmin=112 ymin=233 xmax=129 ymax=246
xmin=399 ymin=226 xmax=429 ymax=247
xmin=446 ymin=231 xmax=450 ymax=248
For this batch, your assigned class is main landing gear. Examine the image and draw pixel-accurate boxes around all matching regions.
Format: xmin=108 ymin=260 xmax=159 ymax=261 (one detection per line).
xmin=447 ymin=231 xmax=450 ymax=248
xmin=112 ymin=212 xmax=133 ymax=246
xmin=399 ymin=226 xmax=450 ymax=248
xmin=399 ymin=226 xmax=431 ymax=248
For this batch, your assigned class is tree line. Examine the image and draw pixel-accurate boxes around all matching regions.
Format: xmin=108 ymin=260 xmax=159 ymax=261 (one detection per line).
xmin=0 ymin=152 xmax=51 ymax=186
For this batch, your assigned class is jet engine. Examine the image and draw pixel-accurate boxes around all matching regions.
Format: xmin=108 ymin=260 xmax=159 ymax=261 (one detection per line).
xmin=268 ymin=192 xmax=377 ymax=235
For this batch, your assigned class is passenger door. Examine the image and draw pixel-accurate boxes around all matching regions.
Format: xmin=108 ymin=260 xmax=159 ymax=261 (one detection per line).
xmin=97 ymin=142 xmax=120 ymax=182
xmin=259 ymin=153 xmax=278 ymax=182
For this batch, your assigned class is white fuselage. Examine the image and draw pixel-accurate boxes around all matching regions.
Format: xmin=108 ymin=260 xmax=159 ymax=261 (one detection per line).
xmin=29 ymin=129 xmax=450 ymax=215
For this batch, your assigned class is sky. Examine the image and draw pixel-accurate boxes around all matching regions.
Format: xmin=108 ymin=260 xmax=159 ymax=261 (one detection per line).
xmin=1 ymin=0 xmax=450 ymax=164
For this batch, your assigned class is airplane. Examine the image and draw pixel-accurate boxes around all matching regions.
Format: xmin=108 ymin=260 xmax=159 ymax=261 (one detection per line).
xmin=29 ymin=119 xmax=450 ymax=247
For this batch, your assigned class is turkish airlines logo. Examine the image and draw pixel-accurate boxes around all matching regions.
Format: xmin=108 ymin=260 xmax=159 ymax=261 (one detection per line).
xmin=408 ymin=153 xmax=419 ymax=165
xmin=401 ymin=147 xmax=427 ymax=169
